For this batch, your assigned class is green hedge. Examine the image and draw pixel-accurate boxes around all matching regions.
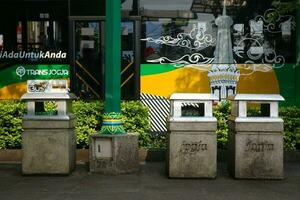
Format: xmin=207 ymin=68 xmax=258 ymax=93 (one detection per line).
xmin=0 ymin=100 xmax=299 ymax=151
xmin=213 ymin=101 xmax=231 ymax=149
xmin=279 ymin=107 xmax=300 ymax=151
xmin=72 ymin=101 xmax=104 ymax=148
xmin=213 ymin=102 xmax=300 ymax=151
xmin=0 ymin=101 xmax=25 ymax=149
xmin=72 ymin=100 xmax=163 ymax=149
xmin=0 ymin=100 xmax=161 ymax=149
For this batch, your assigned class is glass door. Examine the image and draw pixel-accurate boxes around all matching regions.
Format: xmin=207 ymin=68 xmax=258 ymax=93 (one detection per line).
xmin=74 ymin=21 xmax=102 ymax=99
xmin=121 ymin=21 xmax=135 ymax=99
xmin=71 ymin=20 xmax=138 ymax=100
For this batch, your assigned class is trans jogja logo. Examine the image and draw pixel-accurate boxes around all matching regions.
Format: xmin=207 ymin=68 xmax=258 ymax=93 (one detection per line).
xmin=15 ymin=66 xmax=69 ymax=79
xmin=16 ymin=66 xmax=26 ymax=78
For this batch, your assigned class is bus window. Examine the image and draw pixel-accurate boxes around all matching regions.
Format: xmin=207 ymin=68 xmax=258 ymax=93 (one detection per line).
xmin=27 ymin=21 xmax=62 ymax=51
xmin=16 ymin=21 xmax=22 ymax=50
xmin=0 ymin=34 xmax=3 ymax=51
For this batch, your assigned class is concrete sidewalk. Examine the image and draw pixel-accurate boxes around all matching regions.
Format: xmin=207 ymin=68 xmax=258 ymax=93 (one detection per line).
xmin=0 ymin=162 xmax=299 ymax=200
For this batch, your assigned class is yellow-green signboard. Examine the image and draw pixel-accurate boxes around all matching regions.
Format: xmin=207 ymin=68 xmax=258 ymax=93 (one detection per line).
xmin=0 ymin=64 xmax=70 ymax=99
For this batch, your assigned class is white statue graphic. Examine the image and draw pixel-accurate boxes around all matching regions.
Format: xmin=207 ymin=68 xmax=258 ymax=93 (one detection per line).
xmin=207 ymin=0 xmax=240 ymax=99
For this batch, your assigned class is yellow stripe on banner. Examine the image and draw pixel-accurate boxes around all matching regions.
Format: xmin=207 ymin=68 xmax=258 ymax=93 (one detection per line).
xmin=121 ymin=73 xmax=134 ymax=88
xmin=121 ymin=62 xmax=134 ymax=75
xmin=76 ymin=73 xmax=100 ymax=99
xmin=140 ymin=64 xmax=279 ymax=98
xmin=75 ymin=60 xmax=101 ymax=86
xmin=0 ymin=82 xmax=27 ymax=99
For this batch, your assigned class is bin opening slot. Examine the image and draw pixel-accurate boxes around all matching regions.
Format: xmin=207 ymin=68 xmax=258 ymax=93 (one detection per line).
xmin=247 ymin=102 xmax=270 ymax=117
xmin=35 ymin=101 xmax=58 ymax=116
xmin=181 ymin=103 xmax=205 ymax=117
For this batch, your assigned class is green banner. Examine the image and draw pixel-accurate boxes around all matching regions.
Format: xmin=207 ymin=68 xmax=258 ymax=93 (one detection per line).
xmin=141 ymin=64 xmax=178 ymax=76
xmin=0 ymin=64 xmax=70 ymax=89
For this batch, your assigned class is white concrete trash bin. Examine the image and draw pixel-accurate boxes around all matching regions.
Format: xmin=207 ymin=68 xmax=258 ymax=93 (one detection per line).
xmin=167 ymin=93 xmax=218 ymax=178
xmin=21 ymin=80 xmax=76 ymax=175
xmin=228 ymin=94 xmax=285 ymax=179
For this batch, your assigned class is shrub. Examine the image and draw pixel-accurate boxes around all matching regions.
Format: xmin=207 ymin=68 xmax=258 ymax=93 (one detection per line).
xmin=73 ymin=100 xmax=153 ymax=149
xmin=138 ymin=132 xmax=166 ymax=149
xmin=72 ymin=100 xmax=156 ymax=149
xmin=73 ymin=101 xmax=104 ymax=149
xmin=213 ymin=103 xmax=300 ymax=151
xmin=1 ymin=100 xmax=300 ymax=151
xmin=0 ymin=100 xmax=152 ymax=149
xmin=213 ymin=101 xmax=231 ymax=149
xmin=121 ymin=101 xmax=150 ymax=134
xmin=279 ymin=106 xmax=300 ymax=151
xmin=121 ymin=101 xmax=165 ymax=148
xmin=0 ymin=101 xmax=26 ymax=149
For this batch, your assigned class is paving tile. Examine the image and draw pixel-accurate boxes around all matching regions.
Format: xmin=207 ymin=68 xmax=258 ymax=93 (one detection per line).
xmin=0 ymin=162 xmax=299 ymax=200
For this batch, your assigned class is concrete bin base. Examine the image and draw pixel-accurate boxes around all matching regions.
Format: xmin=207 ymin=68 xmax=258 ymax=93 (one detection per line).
xmin=228 ymin=120 xmax=284 ymax=179
xmin=89 ymin=133 xmax=139 ymax=175
xmin=22 ymin=119 xmax=76 ymax=175
xmin=167 ymin=132 xmax=217 ymax=178
xmin=167 ymin=121 xmax=217 ymax=178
